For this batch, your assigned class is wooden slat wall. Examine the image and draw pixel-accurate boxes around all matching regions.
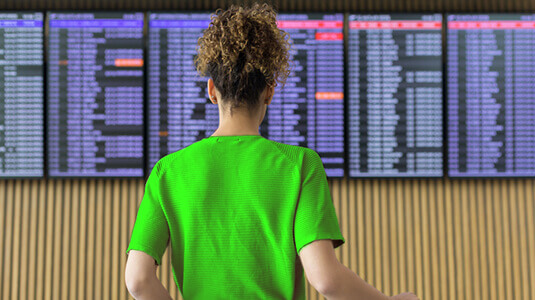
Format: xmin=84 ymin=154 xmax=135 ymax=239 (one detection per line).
xmin=1 ymin=178 xmax=534 ymax=300
xmin=1 ymin=0 xmax=535 ymax=299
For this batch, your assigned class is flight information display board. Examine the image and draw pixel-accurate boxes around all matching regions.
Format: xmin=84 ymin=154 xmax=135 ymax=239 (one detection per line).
xmin=47 ymin=12 xmax=145 ymax=177
xmin=0 ymin=12 xmax=44 ymax=178
xmin=447 ymin=14 xmax=535 ymax=177
xmin=147 ymin=13 xmax=345 ymax=177
xmin=147 ymin=12 xmax=216 ymax=172
xmin=347 ymin=14 xmax=444 ymax=177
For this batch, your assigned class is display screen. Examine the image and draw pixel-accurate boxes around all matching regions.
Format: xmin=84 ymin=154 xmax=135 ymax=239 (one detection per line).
xmin=146 ymin=12 xmax=216 ymax=172
xmin=47 ymin=12 xmax=145 ymax=177
xmin=147 ymin=13 xmax=345 ymax=177
xmin=0 ymin=12 xmax=44 ymax=178
xmin=347 ymin=14 xmax=444 ymax=177
xmin=447 ymin=14 xmax=535 ymax=177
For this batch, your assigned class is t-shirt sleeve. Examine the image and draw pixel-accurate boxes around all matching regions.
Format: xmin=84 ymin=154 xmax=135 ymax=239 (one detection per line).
xmin=294 ymin=149 xmax=345 ymax=255
xmin=126 ymin=163 xmax=170 ymax=266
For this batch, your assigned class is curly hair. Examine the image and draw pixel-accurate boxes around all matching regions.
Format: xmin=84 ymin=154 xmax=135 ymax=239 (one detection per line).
xmin=195 ymin=3 xmax=291 ymax=115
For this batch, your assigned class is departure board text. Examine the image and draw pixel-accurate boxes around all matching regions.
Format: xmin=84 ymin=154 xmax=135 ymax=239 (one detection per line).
xmin=348 ymin=14 xmax=443 ymax=177
xmin=0 ymin=12 xmax=43 ymax=178
xmin=47 ymin=12 xmax=145 ymax=177
xmin=448 ymin=14 xmax=535 ymax=177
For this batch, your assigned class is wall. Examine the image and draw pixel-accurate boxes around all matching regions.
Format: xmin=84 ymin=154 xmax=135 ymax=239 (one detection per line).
xmin=1 ymin=179 xmax=534 ymax=299
xmin=1 ymin=0 xmax=534 ymax=299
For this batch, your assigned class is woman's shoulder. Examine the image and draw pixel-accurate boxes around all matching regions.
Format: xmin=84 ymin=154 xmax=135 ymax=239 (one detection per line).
xmin=151 ymin=140 xmax=208 ymax=175
xmin=263 ymin=139 xmax=320 ymax=165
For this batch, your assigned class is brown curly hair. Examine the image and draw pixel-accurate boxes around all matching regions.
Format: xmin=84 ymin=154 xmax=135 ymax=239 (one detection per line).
xmin=195 ymin=3 xmax=291 ymax=115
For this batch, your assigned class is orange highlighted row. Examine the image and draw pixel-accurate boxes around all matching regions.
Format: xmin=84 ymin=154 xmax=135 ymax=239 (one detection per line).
xmin=316 ymin=32 xmax=343 ymax=40
xmin=115 ymin=58 xmax=144 ymax=67
xmin=159 ymin=131 xmax=169 ymax=137
xmin=316 ymin=92 xmax=344 ymax=100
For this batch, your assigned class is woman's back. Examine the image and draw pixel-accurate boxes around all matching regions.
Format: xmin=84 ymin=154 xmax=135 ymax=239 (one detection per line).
xmin=125 ymin=4 xmax=418 ymax=299
xmin=127 ymin=135 xmax=343 ymax=299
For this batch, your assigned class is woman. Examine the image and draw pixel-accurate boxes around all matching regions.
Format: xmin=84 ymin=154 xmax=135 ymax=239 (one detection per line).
xmin=125 ymin=4 xmax=418 ymax=300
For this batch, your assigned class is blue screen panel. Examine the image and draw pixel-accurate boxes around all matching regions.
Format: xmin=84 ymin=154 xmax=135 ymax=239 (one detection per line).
xmin=47 ymin=12 xmax=145 ymax=177
xmin=447 ymin=14 xmax=535 ymax=177
xmin=0 ymin=12 xmax=44 ymax=178
xmin=348 ymin=14 xmax=444 ymax=177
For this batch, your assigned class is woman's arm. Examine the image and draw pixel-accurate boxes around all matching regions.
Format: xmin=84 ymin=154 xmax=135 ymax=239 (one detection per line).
xmin=300 ymin=240 xmax=417 ymax=300
xmin=125 ymin=250 xmax=173 ymax=300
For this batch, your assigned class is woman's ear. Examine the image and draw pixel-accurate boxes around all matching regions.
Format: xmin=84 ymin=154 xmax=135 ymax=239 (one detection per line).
xmin=207 ymin=78 xmax=217 ymax=104
xmin=264 ymin=85 xmax=275 ymax=105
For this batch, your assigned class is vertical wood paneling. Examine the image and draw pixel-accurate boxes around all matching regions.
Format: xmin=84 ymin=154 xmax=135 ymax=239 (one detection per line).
xmin=341 ymin=178 xmax=349 ymax=273
xmin=403 ymin=180 xmax=415 ymax=294
xmin=413 ymin=181 xmax=423 ymax=299
xmin=43 ymin=180 xmax=53 ymax=300
xmin=0 ymin=178 xmax=534 ymax=299
xmin=95 ymin=180 xmax=104 ymax=299
xmin=502 ymin=181 xmax=514 ymax=300
xmin=19 ymin=181 xmax=28 ymax=300
xmin=385 ymin=181 xmax=393 ymax=292
xmin=87 ymin=180 xmax=96 ymax=300
xmin=28 ymin=180 xmax=39 ymax=300
xmin=70 ymin=180 xmax=80 ymax=300
xmin=444 ymin=179 xmax=455 ymax=300
xmin=11 ymin=181 xmax=21 ymax=300
xmin=61 ymin=180 xmax=71 ymax=299
xmin=387 ymin=181 xmax=397 ymax=296
xmin=479 ymin=182 xmax=489 ymax=300
xmin=509 ymin=181 xmax=522 ymax=300
xmin=2 ymin=181 xmax=12 ymax=300
xmin=493 ymin=180 xmax=506 ymax=300
xmin=78 ymin=180 xmax=88 ymax=300
xmin=468 ymin=180 xmax=480 ymax=300
xmin=373 ymin=180 xmax=382 ymax=289
xmin=119 ymin=180 xmax=129 ymax=300
xmin=517 ymin=181 xmax=530 ymax=300
xmin=364 ymin=181 xmax=373 ymax=284
xmin=348 ymin=177 xmax=357 ymax=276
xmin=104 ymin=180 xmax=112 ymax=299
xmin=527 ymin=180 xmax=535 ymax=300
xmin=52 ymin=181 xmax=62 ymax=299
xmin=356 ymin=178 xmax=366 ymax=298
xmin=485 ymin=181 xmax=497 ymax=300
xmin=0 ymin=180 xmax=4 ymax=299
xmin=395 ymin=180 xmax=406 ymax=294
xmin=436 ymin=180 xmax=447 ymax=299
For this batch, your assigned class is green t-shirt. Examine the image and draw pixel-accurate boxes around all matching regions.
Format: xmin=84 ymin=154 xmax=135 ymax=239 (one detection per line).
xmin=126 ymin=135 xmax=345 ymax=299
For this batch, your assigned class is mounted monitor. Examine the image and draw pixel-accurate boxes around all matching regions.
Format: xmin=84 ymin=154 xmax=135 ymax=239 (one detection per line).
xmin=347 ymin=14 xmax=444 ymax=177
xmin=47 ymin=12 xmax=145 ymax=177
xmin=147 ymin=12 xmax=345 ymax=177
xmin=146 ymin=12 xmax=216 ymax=173
xmin=447 ymin=14 xmax=535 ymax=177
xmin=0 ymin=12 xmax=44 ymax=178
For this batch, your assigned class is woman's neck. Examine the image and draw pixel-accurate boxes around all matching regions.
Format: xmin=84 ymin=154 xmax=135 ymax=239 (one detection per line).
xmin=211 ymin=107 xmax=263 ymax=136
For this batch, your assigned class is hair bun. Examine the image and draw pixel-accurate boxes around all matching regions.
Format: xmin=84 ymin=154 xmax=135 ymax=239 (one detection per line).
xmin=195 ymin=3 xmax=291 ymax=115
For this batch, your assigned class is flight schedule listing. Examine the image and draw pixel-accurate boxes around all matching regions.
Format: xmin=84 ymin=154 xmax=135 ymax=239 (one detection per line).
xmin=447 ymin=14 xmax=535 ymax=177
xmin=147 ymin=13 xmax=217 ymax=172
xmin=0 ymin=12 xmax=44 ymax=178
xmin=347 ymin=14 xmax=444 ymax=177
xmin=147 ymin=13 xmax=345 ymax=177
xmin=47 ymin=12 xmax=144 ymax=177
xmin=267 ymin=14 xmax=345 ymax=177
